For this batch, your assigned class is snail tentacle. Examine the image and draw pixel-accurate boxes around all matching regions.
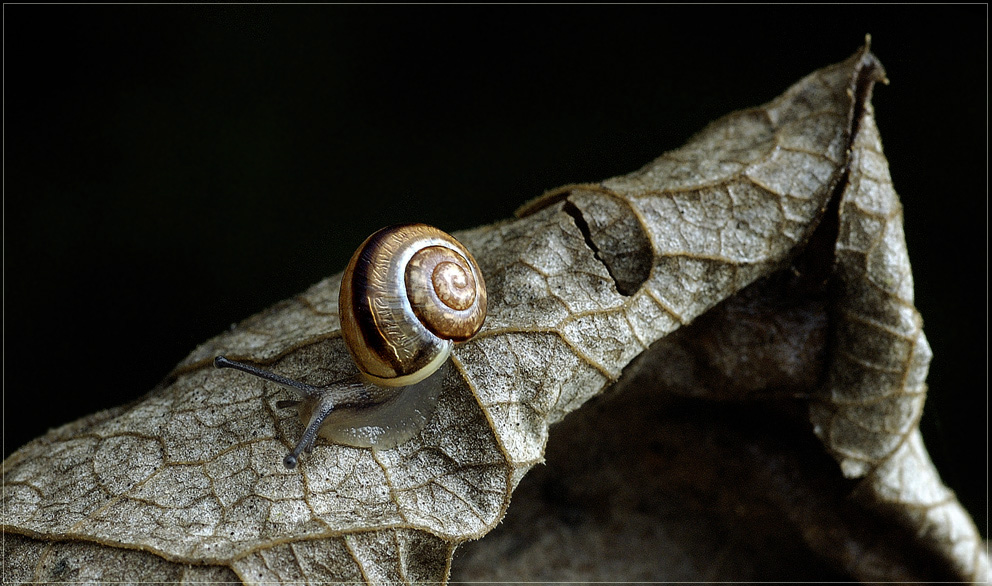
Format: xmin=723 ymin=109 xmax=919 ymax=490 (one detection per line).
xmin=216 ymin=356 xmax=375 ymax=468
xmin=284 ymin=398 xmax=333 ymax=469
xmin=214 ymin=356 xmax=322 ymax=398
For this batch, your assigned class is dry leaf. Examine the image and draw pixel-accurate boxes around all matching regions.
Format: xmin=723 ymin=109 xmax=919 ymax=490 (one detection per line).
xmin=3 ymin=42 xmax=986 ymax=584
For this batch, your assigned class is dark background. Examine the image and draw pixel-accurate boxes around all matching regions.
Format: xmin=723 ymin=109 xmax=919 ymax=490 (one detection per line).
xmin=5 ymin=7 xmax=986 ymax=532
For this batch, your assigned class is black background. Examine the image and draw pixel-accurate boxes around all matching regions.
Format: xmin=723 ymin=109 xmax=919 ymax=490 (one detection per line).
xmin=5 ymin=7 xmax=986 ymax=532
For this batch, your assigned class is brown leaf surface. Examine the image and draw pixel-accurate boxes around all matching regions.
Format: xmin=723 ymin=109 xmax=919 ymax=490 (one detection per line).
xmin=3 ymin=43 xmax=986 ymax=584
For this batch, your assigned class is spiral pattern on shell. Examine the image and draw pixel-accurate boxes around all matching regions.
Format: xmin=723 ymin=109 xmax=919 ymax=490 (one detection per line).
xmin=339 ymin=223 xmax=487 ymax=387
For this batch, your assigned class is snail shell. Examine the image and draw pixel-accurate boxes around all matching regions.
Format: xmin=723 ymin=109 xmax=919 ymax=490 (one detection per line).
xmin=214 ymin=223 xmax=486 ymax=468
xmin=340 ymin=223 xmax=486 ymax=387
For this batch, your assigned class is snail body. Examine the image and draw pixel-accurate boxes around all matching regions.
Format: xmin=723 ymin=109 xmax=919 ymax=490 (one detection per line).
xmin=299 ymin=364 xmax=446 ymax=450
xmin=215 ymin=224 xmax=486 ymax=468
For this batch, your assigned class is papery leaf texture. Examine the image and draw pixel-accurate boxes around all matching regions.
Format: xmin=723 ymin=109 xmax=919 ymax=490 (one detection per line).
xmin=4 ymin=42 xmax=986 ymax=584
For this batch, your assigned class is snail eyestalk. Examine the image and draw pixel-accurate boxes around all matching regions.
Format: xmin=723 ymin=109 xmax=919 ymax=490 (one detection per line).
xmin=283 ymin=398 xmax=336 ymax=469
xmin=214 ymin=355 xmax=321 ymax=398
xmin=215 ymin=355 xmax=338 ymax=469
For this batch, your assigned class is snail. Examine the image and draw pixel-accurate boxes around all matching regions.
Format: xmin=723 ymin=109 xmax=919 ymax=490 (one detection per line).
xmin=215 ymin=224 xmax=487 ymax=469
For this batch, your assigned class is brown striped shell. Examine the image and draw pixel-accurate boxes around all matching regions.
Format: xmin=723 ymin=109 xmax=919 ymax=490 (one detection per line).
xmin=338 ymin=224 xmax=487 ymax=387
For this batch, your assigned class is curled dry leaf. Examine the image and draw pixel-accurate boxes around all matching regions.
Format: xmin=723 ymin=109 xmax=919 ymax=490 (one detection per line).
xmin=3 ymin=43 xmax=986 ymax=583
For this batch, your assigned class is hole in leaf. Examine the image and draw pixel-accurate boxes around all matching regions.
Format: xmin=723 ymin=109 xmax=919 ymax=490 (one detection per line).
xmin=563 ymin=190 xmax=652 ymax=296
